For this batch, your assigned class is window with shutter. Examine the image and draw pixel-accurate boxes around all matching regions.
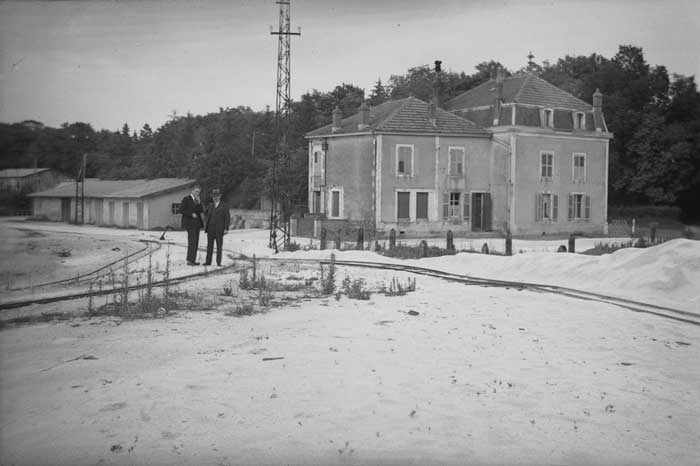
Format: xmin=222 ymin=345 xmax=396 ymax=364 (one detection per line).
xmin=540 ymin=152 xmax=553 ymax=180
xmin=331 ymin=191 xmax=340 ymax=217
xmin=416 ymin=192 xmax=428 ymax=220
xmin=568 ymin=193 xmax=589 ymax=221
xmin=463 ymin=193 xmax=470 ymax=221
xmin=536 ymin=193 xmax=557 ymax=221
xmin=449 ymin=192 xmax=461 ymax=218
xmin=449 ymin=147 xmax=465 ymax=176
xmin=397 ymin=192 xmax=410 ymax=220
xmin=573 ymin=153 xmax=586 ymax=182
xmin=396 ymin=145 xmax=413 ymax=176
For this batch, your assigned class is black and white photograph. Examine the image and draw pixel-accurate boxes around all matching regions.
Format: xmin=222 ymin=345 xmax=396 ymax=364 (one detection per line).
xmin=1 ymin=0 xmax=699 ymax=464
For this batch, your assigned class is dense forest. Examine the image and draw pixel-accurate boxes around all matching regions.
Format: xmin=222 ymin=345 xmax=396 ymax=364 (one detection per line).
xmin=1 ymin=45 xmax=699 ymax=220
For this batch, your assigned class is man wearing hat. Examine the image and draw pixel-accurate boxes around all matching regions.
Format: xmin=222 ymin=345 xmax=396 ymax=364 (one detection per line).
xmin=203 ymin=188 xmax=231 ymax=266
xmin=180 ymin=184 xmax=204 ymax=265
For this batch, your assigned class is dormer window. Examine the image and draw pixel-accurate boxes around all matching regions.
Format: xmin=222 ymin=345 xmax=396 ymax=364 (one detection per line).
xmin=574 ymin=112 xmax=586 ymax=130
xmin=543 ymin=109 xmax=554 ymax=128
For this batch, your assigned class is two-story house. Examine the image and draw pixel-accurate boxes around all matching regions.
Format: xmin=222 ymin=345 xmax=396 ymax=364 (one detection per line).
xmin=305 ymin=73 xmax=612 ymax=236
xmin=306 ymin=97 xmax=510 ymax=235
xmin=444 ymin=72 xmax=613 ymax=235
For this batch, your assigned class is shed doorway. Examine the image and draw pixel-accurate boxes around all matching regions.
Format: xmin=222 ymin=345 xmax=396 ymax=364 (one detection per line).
xmin=61 ymin=198 xmax=71 ymax=222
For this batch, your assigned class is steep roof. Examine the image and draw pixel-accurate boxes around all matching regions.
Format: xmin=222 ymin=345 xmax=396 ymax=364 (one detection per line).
xmin=0 ymin=168 xmax=51 ymax=178
xmin=306 ymin=97 xmax=491 ymax=138
xmin=29 ymin=178 xmax=197 ymax=199
xmin=444 ymin=74 xmax=593 ymax=112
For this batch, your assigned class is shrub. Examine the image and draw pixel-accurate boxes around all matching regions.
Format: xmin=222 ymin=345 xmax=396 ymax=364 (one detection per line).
xmin=222 ymin=282 xmax=234 ymax=296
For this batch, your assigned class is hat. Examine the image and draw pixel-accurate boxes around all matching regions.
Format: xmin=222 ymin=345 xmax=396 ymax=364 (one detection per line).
xmin=211 ymin=188 xmax=222 ymax=197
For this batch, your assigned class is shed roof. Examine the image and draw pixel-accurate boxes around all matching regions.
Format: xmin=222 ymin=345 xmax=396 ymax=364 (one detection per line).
xmin=444 ymin=74 xmax=593 ymax=112
xmin=29 ymin=178 xmax=197 ymax=199
xmin=0 ymin=168 xmax=51 ymax=178
xmin=306 ymin=97 xmax=491 ymax=138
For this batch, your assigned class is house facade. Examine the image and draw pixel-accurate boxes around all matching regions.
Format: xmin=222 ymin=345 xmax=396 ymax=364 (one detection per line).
xmin=306 ymin=74 xmax=612 ymax=237
xmin=29 ymin=178 xmax=197 ymax=230
xmin=444 ymin=73 xmax=613 ymax=235
xmin=306 ymin=97 xmax=509 ymax=235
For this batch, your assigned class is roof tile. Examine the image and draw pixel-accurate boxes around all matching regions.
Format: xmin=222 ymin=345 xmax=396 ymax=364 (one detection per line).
xmin=29 ymin=178 xmax=197 ymax=199
xmin=306 ymin=97 xmax=490 ymax=138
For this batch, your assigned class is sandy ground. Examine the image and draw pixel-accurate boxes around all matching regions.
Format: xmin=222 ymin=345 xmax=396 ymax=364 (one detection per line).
xmin=1 ymin=218 xmax=699 ymax=465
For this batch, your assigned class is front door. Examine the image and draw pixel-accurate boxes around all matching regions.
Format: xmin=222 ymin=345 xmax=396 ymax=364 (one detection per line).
xmin=471 ymin=193 xmax=492 ymax=231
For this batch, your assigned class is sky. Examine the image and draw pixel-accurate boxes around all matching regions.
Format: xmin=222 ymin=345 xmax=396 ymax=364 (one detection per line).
xmin=0 ymin=0 xmax=699 ymax=133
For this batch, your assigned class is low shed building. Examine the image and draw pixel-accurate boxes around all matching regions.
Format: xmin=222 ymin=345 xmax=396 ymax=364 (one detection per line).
xmin=29 ymin=178 xmax=197 ymax=230
xmin=0 ymin=168 xmax=69 ymax=194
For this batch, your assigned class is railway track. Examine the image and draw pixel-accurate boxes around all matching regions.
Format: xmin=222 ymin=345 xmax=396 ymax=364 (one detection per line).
xmin=319 ymin=258 xmax=700 ymax=326
xmin=2 ymin=239 xmax=697 ymax=327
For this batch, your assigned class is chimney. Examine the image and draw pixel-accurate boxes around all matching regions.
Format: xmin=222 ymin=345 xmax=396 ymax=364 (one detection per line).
xmin=493 ymin=67 xmax=504 ymax=125
xmin=496 ymin=68 xmax=504 ymax=101
xmin=358 ymin=102 xmax=370 ymax=130
xmin=433 ymin=60 xmax=442 ymax=108
xmin=331 ymin=106 xmax=343 ymax=133
xmin=593 ymin=88 xmax=603 ymax=132
xmin=428 ymin=99 xmax=437 ymax=126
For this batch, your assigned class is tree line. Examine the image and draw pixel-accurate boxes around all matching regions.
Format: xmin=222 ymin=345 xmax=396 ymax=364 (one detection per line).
xmin=1 ymin=45 xmax=699 ymax=220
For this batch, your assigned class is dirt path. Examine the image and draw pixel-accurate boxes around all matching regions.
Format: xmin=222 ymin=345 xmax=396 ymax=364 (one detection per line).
xmin=1 ymin=277 xmax=699 ymax=466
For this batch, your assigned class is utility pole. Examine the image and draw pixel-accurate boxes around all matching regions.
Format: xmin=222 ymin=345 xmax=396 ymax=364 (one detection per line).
xmin=269 ymin=0 xmax=301 ymax=252
xmin=74 ymin=153 xmax=86 ymax=224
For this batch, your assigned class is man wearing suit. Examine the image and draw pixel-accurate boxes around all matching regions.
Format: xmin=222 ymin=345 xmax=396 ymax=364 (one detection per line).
xmin=180 ymin=184 xmax=204 ymax=265
xmin=203 ymin=188 xmax=231 ymax=267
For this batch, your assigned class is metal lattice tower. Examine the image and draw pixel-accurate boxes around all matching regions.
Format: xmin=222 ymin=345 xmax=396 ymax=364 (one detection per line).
xmin=269 ymin=0 xmax=300 ymax=252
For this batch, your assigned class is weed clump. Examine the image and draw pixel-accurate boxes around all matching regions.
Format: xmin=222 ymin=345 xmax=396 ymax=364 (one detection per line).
xmin=341 ymin=275 xmax=371 ymax=300
xmin=320 ymin=253 xmax=337 ymax=295
xmin=382 ymin=277 xmax=417 ymax=296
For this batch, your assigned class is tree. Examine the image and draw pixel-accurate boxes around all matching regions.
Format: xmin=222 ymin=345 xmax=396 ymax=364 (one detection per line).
xmin=368 ymin=78 xmax=390 ymax=106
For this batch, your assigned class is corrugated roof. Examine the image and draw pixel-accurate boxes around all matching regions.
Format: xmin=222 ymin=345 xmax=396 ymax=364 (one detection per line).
xmin=0 ymin=168 xmax=50 ymax=178
xmin=444 ymin=74 xmax=593 ymax=112
xmin=29 ymin=178 xmax=197 ymax=199
xmin=306 ymin=97 xmax=491 ymax=138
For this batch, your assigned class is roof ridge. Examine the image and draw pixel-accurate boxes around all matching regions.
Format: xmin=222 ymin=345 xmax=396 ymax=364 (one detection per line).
xmin=374 ymin=97 xmax=418 ymax=131
xmin=512 ymin=73 xmax=532 ymax=103
xmin=517 ymin=74 xmax=594 ymax=109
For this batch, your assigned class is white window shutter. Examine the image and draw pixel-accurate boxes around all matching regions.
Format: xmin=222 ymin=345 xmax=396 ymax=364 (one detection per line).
xmin=553 ymin=195 xmax=559 ymax=221
xmin=568 ymin=195 xmax=573 ymax=221
xmin=585 ymin=195 xmax=591 ymax=220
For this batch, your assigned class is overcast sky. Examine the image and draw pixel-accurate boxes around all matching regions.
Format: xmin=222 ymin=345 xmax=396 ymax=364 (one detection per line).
xmin=1 ymin=0 xmax=698 ymax=132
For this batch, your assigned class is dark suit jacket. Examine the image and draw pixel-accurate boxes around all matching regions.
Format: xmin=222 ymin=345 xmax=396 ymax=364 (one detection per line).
xmin=204 ymin=201 xmax=231 ymax=236
xmin=180 ymin=194 xmax=203 ymax=230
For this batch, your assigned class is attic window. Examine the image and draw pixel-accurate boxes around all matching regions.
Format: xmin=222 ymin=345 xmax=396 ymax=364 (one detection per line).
xmin=543 ymin=109 xmax=554 ymax=128
xmin=574 ymin=112 xmax=585 ymax=130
